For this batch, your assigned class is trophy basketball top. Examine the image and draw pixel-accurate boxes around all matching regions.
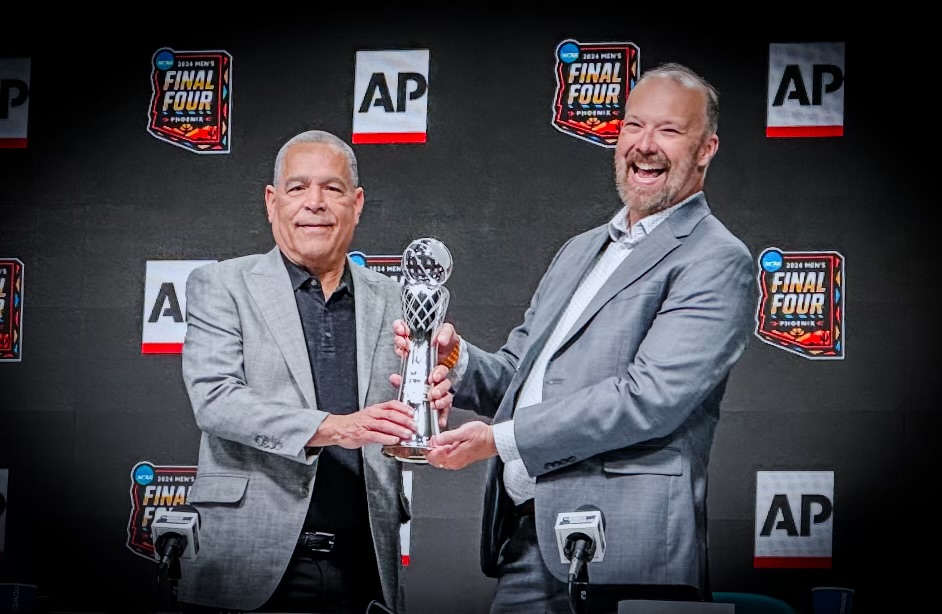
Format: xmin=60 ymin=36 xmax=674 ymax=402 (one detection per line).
xmin=402 ymin=237 xmax=453 ymax=287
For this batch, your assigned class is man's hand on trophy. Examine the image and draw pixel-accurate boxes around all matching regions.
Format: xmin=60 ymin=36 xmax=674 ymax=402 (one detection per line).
xmin=389 ymin=319 xmax=454 ymax=430
xmin=387 ymin=369 xmax=453 ymax=429
xmin=428 ymin=322 xmax=459 ymax=429
xmin=428 ymin=367 xmax=453 ymax=429
xmin=392 ymin=318 xmax=411 ymax=360
xmin=308 ymin=401 xmax=418 ymax=449
xmin=426 ymin=421 xmax=497 ymax=471
xmin=433 ymin=322 xmax=460 ymax=368
xmin=392 ymin=319 xmax=461 ymax=368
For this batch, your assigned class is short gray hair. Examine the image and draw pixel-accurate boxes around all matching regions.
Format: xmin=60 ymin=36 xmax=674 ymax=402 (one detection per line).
xmin=638 ymin=62 xmax=719 ymax=136
xmin=272 ymin=130 xmax=359 ymax=186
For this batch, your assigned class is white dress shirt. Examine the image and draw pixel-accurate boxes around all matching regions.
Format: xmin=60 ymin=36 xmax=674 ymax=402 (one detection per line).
xmin=489 ymin=196 xmax=697 ymax=505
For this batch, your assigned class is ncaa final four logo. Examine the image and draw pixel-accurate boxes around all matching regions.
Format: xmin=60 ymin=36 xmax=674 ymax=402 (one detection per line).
xmin=127 ymin=461 xmax=196 ymax=561
xmin=0 ymin=258 xmax=24 ymax=362
xmin=147 ymin=48 xmax=233 ymax=154
xmin=754 ymin=247 xmax=845 ymax=359
xmin=551 ymin=39 xmax=640 ymax=148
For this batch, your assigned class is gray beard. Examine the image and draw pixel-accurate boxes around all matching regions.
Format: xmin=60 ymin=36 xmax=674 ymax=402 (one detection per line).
xmin=617 ymin=181 xmax=675 ymax=217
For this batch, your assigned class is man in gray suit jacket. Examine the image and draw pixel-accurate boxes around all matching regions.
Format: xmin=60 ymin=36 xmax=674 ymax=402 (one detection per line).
xmin=404 ymin=63 xmax=757 ymax=612
xmin=179 ymin=130 xmax=452 ymax=613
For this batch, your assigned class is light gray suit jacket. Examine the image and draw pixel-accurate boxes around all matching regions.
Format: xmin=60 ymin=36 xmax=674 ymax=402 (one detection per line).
xmin=454 ymin=194 xmax=757 ymax=595
xmin=178 ymin=246 xmax=409 ymax=612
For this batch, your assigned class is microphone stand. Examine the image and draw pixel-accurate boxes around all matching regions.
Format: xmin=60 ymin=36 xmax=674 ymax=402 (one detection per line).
xmin=155 ymin=561 xmax=181 ymax=612
xmin=568 ymin=561 xmax=589 ymax=614
xmin=154 ymin=535 xmax=184 ymax=611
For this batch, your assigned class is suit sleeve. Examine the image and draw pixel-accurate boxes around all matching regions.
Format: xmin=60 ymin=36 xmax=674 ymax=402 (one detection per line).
xmin=453 ymin=236 xmax=577 ymax=418
xmin=181 ymin=264 xmax=324 ymax=462
xmin=513 ymin=240 xmax=757 ymax=476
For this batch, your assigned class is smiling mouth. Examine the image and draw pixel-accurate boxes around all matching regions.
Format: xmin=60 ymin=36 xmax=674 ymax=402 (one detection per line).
xmin=632 ymin=163 xmax=666 ymax=179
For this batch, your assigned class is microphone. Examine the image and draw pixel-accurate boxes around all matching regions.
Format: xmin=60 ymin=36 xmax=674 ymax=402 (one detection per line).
xmin=152 ymin=504 xmax=200 ymax=573
xmin=554 ymin=505 xmax=606 ymax=582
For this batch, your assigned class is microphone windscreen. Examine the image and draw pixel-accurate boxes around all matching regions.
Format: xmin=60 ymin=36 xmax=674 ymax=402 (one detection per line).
xmin=575 ymin=504 xmax=604 ymax=529
xmin=171 ymin=504 xmax=200 ymax=526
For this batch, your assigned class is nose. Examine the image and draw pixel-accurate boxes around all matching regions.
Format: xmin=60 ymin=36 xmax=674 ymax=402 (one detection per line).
xmin=303 ymin=187 xmax=327 ymax=210
xmin=635 ymin=128 xmax=658 ymax=154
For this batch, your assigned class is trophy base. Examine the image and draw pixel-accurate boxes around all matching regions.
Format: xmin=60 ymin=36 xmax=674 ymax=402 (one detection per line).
xmin=382 ymin=443 xmax=431 ymax=464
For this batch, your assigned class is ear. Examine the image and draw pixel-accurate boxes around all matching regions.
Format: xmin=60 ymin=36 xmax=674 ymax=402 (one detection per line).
xmin=353 ymin=186 xmax=365 ymax=224
xmin=699 ymin=133 xmax=719 ymax=168
xmin=264 ymin=185 xmax=277 ymax=222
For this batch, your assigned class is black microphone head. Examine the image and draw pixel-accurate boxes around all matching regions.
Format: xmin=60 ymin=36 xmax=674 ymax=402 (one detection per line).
xmin=563 ymin=531 xmax=592 ymax=560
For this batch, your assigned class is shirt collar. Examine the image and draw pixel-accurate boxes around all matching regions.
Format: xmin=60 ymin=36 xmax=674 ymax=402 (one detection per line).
xmin=608 ymin=191 xmax=703 ymax=245
xmin=280 ymin=251 xmax=354 ymax=295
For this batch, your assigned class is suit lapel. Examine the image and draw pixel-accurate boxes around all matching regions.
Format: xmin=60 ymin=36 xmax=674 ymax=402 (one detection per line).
xmin=245 ymin=247 xmax=318 ymax=409
xmin=350 ymin=262 xmax=387 ymax=407
xmin=499 ymin=227 xmax=609 ymax=420
xmin=557 ymin=195 xmax=712 ymax=351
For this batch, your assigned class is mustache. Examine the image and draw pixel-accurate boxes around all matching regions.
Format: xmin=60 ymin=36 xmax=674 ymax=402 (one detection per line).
xmin=627 ymin=153 xmax=669 ymax=167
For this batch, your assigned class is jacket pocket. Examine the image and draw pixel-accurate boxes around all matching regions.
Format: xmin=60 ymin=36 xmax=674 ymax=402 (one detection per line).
xmin=187 ymin=474 xmax=249 ymax=504
xmin=611 ymin=279 xmax=665 ymax=302
xmin=602 ymin=447 xmax=683 ymax=476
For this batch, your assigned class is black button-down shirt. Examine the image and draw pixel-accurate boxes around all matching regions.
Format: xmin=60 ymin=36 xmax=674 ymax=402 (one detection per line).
xmin=282 ymin=253 xmax=368 ymax=532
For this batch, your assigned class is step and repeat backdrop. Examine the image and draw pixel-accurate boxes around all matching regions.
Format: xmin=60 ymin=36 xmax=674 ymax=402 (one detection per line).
xmin=0 ymin=17 xmax=930 ymax=614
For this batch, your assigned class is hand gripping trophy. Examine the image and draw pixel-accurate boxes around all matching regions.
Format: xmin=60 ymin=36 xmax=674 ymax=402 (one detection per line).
xmin=382 ymin=237 xmax=453 ymax=463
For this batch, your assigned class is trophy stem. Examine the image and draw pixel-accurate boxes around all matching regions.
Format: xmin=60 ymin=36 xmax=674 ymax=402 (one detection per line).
xmin=382 ymin=333 xmax=441 ymax=463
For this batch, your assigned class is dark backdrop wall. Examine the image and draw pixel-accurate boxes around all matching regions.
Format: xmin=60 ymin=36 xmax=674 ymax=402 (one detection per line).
xmin=0 ymin=15 xmax=931 ymax=614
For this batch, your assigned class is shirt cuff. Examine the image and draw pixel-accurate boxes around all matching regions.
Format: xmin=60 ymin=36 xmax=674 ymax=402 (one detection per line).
xmin=492 ymin=420 xmax=521 ymax=462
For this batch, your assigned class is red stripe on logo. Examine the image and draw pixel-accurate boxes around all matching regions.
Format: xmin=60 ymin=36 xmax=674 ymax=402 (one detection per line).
xmin=352 ymin=132 xmax=427 ymax=144
xmin=141 ymin=343 xmax=183 ymax=354
xmin=766 ymin=126 xmax=843 ymax=138
xmin=754 ymin=556 xmax=832 ymax=568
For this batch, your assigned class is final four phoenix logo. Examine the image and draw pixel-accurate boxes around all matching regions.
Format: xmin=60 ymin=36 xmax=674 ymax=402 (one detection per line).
xmin=126 ymin=461 xmax=196 ymax=560
xmin=0 ymin=258 xmax=24 ymax=362
xmin=755 ymin=247 xmax=845 ymax=359
xmin=551 ymin=39 xmax=640 ymax=148
xmin=147 ymin=47 xmax=232 ymax=154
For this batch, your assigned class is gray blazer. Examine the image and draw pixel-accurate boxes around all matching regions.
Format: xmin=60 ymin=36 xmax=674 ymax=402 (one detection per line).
xmin=454 ymin=194 xmax=757 ymax=594
xmin=178 ymin=246 xmax=409 ymax=612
